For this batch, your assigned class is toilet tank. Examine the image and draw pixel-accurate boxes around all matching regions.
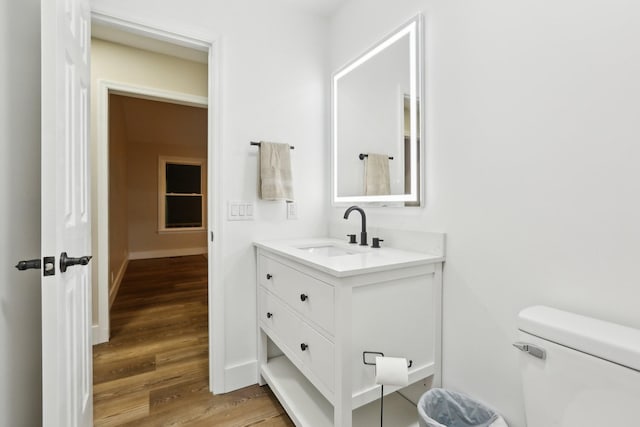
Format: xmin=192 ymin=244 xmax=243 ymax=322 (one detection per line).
xmin=516 ymin=306 xmax=640 ymax=427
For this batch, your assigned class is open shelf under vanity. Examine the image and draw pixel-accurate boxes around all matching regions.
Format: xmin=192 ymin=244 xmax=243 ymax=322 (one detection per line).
xmin=262 ymin=355 xmax=419 ymax=427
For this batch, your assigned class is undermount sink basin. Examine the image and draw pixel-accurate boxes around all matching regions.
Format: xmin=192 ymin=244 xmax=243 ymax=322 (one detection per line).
xmin=297 ymin=244 xmax=358 ymax=257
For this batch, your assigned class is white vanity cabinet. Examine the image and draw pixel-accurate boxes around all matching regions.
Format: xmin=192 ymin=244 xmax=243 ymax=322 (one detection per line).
xmin=255 ymin=238 xmax=444 ymax=427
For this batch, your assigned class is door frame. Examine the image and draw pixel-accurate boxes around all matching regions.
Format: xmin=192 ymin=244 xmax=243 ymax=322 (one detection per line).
xmin=91 ymin=10 xmax=225 ymax=394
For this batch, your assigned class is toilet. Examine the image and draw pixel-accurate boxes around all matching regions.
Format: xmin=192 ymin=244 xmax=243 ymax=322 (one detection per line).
xmin=516 ymin=306 xmax=640 ymax=427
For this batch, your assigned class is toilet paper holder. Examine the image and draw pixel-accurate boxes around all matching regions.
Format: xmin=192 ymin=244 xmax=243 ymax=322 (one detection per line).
xmin=362 ymin=351 xmax=413 ymax=368
xmin=363 ymin=351 xmax=413 ymax=427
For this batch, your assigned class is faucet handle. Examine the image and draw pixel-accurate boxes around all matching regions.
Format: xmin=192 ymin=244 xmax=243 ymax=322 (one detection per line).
xmin=372 ymin=238 xmax=384 ymax=248
xmin=347 ymin=234 xmax=357 ymax=244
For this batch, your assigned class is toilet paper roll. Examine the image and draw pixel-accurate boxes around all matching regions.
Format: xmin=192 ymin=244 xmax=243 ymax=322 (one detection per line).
xmin=375 ymin=356 xmax=409 ymax=387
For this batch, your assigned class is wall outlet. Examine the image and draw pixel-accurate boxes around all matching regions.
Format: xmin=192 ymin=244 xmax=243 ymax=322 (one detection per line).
xmin=286 ymin=201 xmax=298 ymax=220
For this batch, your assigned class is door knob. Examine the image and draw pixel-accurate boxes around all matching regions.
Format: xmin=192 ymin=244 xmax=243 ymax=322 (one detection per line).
xmin=15 ymin=256 xmax=56 ymax=276
xmin=15 ymin=259 xmax=41 ymax=271
xmin=300 ymin=343 xmax=308 ymax=351
xmin=59 ymin=252 xmax=92 ymax=273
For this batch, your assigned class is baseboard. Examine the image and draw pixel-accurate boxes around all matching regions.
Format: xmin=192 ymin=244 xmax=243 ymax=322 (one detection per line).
xmin=109 ymin=257 xmax=129 ymax=309
xmin=129 ymin=247 xmax=208 ymax=260
xmin=92 ymin=323 xmax=108 ymax=345
xmin=225 ymin=360 xmax=258 ymax=392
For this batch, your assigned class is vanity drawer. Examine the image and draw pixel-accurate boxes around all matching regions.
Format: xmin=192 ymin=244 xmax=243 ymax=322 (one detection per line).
xmin=259 ymin=255 xmax=335 ymax=334
xmin=259 ymin=288 xmax=302 ymax=360
xmin=260 ymin=288 xmax=335 ymax=394
xmin=298 ymin=321 xmax=335 ymax=393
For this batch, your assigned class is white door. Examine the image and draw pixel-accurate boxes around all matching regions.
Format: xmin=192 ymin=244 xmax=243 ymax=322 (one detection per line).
xmin=41 ymin=0 xmax=93 ymax=426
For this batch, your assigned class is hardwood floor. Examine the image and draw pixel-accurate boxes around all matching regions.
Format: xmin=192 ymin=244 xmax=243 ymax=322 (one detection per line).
xmin=93 ymin=255 xmax=294 ymax=426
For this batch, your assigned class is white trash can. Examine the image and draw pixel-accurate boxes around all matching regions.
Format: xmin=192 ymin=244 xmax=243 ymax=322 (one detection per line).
xmin=418 ymin=388 xmax=508 ymax=427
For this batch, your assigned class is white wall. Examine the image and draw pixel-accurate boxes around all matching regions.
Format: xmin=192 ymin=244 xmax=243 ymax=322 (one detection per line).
xmin=331 ymin=1 xmax=640 ymax=425
xmin=90 ymin=0 xmax=329 ymax=388
xmin=0 ymin=0 xmax=42 ymax=425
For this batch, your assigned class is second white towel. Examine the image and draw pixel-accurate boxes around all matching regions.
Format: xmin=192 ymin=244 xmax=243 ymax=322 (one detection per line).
xmin=364 ymin=153 xmax=391 ymax=196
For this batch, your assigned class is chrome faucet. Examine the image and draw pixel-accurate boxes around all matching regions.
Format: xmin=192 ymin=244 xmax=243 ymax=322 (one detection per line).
xmin=343 ymin=206 xmax=367 ymax=246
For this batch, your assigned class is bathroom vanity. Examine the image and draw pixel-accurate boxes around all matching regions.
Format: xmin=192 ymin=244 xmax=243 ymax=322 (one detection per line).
xmin=255 ymin=237 xmax=444 ymax=426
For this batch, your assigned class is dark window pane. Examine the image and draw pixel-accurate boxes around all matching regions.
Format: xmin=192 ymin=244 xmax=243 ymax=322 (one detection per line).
xmin=166 ymin=163 xmax=201 ymax=194
xmin=166 ymin=196 xmax=202 ymax=228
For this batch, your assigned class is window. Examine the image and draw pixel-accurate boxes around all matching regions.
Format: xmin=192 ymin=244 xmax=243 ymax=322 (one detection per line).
xmin=158 ymin=157 xmax=205 ymax=232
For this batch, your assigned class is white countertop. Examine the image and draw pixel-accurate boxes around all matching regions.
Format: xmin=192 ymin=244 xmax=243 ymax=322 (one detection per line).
xmin=254 ymin=237 xmax=444 ymax=277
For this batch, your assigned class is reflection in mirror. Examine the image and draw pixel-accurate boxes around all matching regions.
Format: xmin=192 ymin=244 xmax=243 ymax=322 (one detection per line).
xmin=332 ymin=15 xmax=422 ymax=205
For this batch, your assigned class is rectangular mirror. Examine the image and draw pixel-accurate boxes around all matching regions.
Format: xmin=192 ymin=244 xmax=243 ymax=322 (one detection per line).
xmin=332 ymin=15 xmax=423 ymax=206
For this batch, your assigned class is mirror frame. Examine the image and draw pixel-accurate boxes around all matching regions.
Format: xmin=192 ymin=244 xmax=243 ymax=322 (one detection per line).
xmin=332 ymin=14 xmax=424 ymax=206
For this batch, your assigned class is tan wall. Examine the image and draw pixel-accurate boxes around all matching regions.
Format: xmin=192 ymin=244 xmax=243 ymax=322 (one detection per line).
xmin=90 ymin=38 xmax=208 ymax=97
xmin=108 ymin=96 xmax=129 ymax=297
xmin=127 ymin=141 xmax=207 ymax=257
xmin=90 ymin=38 xmax=208 ymax=323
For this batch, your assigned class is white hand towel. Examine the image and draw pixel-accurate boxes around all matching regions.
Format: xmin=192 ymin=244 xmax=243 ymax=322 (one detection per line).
xmin=364 ymin=153 xmax=390 ymax=196
xmin=260 ymin=141 xmax=294 ymax=201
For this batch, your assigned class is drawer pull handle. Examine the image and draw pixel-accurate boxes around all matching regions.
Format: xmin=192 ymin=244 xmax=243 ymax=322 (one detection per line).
xmin=266 ymin=274 xmax=272 ymax=280
xmin=300 ymin=294 xmax=308 ymax=302
xmin=300 ymin=343 xmax=309 ymax=351
xmin=266 ymin=312 xmax=273 ymax=319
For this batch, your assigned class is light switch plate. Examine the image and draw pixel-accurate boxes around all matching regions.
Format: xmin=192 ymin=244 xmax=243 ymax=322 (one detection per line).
xmin=228 ymin=201 xmax=255 ymax=221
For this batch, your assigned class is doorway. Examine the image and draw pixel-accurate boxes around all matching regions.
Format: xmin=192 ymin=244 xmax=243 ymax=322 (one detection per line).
xmin=105 ymin=92 xmax=208 ymax=275
xmin=90 ymin=12 xmax=224 ymax=395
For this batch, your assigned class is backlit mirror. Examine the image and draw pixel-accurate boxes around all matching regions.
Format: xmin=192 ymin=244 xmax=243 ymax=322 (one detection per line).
xmin=332 ymin=15 xmax=423 ymax=206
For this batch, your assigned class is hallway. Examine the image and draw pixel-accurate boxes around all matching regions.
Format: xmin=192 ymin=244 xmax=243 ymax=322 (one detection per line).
xmin=92 ymin=255 xmax=292 ymax=426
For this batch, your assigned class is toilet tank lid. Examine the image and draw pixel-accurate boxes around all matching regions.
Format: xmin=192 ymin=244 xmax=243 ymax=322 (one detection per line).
xmin=518 ymin=306 xmax=640 ymax=372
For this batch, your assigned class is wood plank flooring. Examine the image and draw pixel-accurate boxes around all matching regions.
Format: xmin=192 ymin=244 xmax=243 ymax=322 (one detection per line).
xmin=93 ymin=255 xmax=294 ymax=426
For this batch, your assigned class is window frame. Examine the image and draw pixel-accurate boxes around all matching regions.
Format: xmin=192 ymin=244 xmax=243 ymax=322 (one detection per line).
xmin=158 ymin=156 xmax=206 ymax=233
